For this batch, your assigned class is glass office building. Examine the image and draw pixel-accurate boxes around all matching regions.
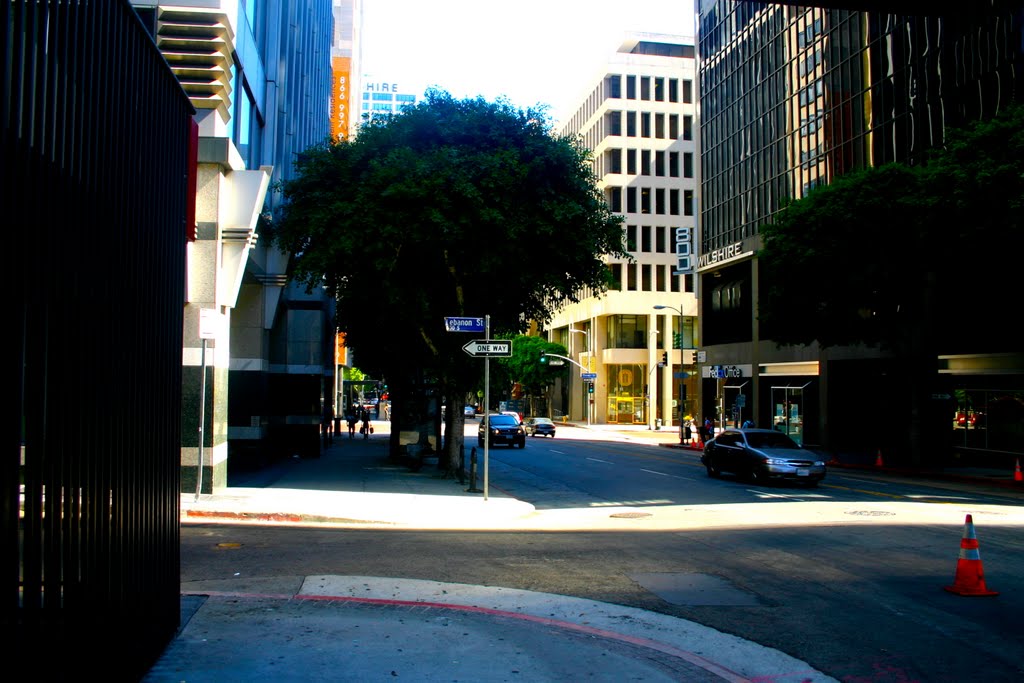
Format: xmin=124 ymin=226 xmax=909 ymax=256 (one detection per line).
xmin=694 ymin=1 xmax=1023 ymax=461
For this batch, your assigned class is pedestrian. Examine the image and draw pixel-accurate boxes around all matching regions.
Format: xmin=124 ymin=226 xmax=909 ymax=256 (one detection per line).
xmin=742 ymin=418 xmax=755 ymax=429
xmin=361 ymin=408 xmax=371 ymax=439
xmin=683 ymin=420 xmax=692 ymax=443
xmin=704 ymin=416 xmax=715 ymax=441
xmin=346 ymin=407 xmax=357 ymax=439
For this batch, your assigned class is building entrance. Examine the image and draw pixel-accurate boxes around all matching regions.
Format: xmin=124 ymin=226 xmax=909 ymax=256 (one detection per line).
xmin=771 ymin=383 xmax=809 ymax=445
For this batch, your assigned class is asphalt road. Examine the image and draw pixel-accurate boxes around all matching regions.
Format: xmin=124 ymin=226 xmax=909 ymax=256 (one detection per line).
xmin=192 ymin=431 xmax=1024 ymax=682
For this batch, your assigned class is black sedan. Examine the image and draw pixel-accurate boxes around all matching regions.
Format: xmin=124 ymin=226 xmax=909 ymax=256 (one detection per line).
xmin=701 ymin=428 xmax=826 ymax=486
xmin=478 ymin=414 xmax=526 ymax=448
xmin=523 ymin=417 xmax=556 ymax=438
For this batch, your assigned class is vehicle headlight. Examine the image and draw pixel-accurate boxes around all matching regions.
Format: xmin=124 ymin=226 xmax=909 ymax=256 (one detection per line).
xmin=814 ymin=461 xmax=825 ymax=467
xmin=764 ymin=458 xmax=789 ymax=465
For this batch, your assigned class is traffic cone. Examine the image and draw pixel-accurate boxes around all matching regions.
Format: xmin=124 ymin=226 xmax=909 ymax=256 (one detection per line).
xmin=875 ymin=449 xmax=884 ymax=467
xmin=1014 ymin=458 xmax=1022 ymax=483
xmin=944 ymin=514 xmax=998 ymax=596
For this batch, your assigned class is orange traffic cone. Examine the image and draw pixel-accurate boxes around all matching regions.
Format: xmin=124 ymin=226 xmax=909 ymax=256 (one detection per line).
xmin=944 ymin=514 xmax=998 ymax=596
xmin=875 ymin=449 xmax=884 ymax=467
xmin=1014 ymin=458 xmax=1022 ymax=483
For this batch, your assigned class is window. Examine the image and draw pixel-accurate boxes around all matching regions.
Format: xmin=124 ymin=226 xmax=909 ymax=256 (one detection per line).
xmin=609 ymin=263 xmax=622 ymax=289
xmin=683 ymin=116 xmax=693 ymax=141
xmin=669 ymin=79 xmax=679 ymax=102
xmin=656 ymin=188 xmax=665 ymax=215
xmin=656 ymin=264 xmax=666 ymax=291
xmin=684 ymin=190 xmax=694 ymax=216
xmin=641 ymin=225 xmax=651 ymax=252
xmin=627 ymin=187 xmax=637 ymax=213
xmin=641 ymin=113 xmax=651 ymax=138
xmin=641 ymin=188 xmax=651 ymax=214
xmin=641 ymin=77 xmax=650 ymax=100
xmin=670 ymin=189 xmax=680 ymax=215
xmin=608 ymin=187 xmax=622 ymax=212
xmin=627 ymin=111 xmax=637 ymax=136
xmin=606 ymin=148 xmax=621 ymax=174
xmin=607 ymin=74 xmax=621 ymax=98
xmin=626 ymin=224 xmax=637 ymax=251
xmin=607 ymin=111 xmax=622 ymax=136
xmin=627 ymin=149 xmax=637 ymax=175
xmin=641 ymin=150 xmax=651 ymax=176
xmin=669 ymin=114 xmax=679 ymax=139
xmin=656 ymin=226 xmax=666 ymax=253
xmin=683 ymin=80 xmax=693 ymax=103
xmin=655 ymin=151 xmax=665 ymax=176
xmin=642 ymin=264 xmax=652 ymax=290
xmin=606 ymin=314 xmax=649 ymax=348
xmin=655 ymin=113 xmax=665 ymax=138
xmin=627 ymin=264 xmax=637 ymax=290
xmin=626 ymin=75 xmax=636 ymax=99
xmin=654 ymin=77 xmax=665 ymax=102
xmin=669 ymin=151 xmax=679 ymax=177
xmin=683 ymin=152 xmax=693 ymax=178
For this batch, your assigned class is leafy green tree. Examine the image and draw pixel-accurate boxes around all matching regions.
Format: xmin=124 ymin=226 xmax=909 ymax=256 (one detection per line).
xmin=499 ymin=335 xmax=568 ymax=417
xmin=758 ymin=103 xmax=1024 ymax=463
xmin=274 ymin=90 xmax=626 ymax=469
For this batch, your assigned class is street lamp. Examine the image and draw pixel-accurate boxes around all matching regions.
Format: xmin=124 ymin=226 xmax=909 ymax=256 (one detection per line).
xmin=653 ymin=304 xmax=696 ymax=444
xmin=568 ymin=327 xmax=591 ymax=426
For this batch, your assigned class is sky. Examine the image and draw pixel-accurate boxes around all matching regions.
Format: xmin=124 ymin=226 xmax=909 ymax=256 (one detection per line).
xmin=360 ymin=0 xmax=696 ymax=124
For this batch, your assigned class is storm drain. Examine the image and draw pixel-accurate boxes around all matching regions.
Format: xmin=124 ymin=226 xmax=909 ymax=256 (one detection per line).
xmin=610 ymin=511 xmax=653 ymax=519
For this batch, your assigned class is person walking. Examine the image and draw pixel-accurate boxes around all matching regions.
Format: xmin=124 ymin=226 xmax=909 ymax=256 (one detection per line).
xmin=361 ymin=408 xmax=371 ymax=440
xmin=346 ymin=407 xmax=357 ymax=439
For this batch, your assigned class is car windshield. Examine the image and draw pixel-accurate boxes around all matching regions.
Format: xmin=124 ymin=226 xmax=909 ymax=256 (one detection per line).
xmin=488 ymin=415 xmax=518 ymax=426
xmin=745 ymin=432 xmax=799 ymax=449
xmin=533 ymin=418 xmax=552 ymax=425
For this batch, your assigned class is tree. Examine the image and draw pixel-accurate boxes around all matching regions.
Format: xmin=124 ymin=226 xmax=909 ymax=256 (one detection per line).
xmin=758 ymin=103 xmax=1024 ymax=463
xmin=499 ymin=336 xmax=568 ymax=418
xmin=274 ymin=90 xmax=627 ymax=470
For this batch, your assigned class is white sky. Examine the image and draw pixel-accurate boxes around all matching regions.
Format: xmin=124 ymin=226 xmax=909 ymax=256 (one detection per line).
xmin=360 ymin=0 xmax=696 ymax=124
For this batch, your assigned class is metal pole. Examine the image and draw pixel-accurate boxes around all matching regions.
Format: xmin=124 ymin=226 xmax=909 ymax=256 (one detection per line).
xmin=484 ymin=314 xmax=490 ymax=501
xmin=195 ymin=338 xmax=207 ymax=502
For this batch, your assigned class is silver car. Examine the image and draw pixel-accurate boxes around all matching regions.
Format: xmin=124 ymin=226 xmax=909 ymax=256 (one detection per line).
xmin=701 ymin=428 xmax=826 ymax=486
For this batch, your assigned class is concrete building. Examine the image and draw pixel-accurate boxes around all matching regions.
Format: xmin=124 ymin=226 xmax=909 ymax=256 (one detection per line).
xmin=694 ymin=1 xmax=1024 ymax=460
xmin=547 ymin=33 xmax=699 ymax=430
xmin=133 ymin=0 xmax=338 ymax=491
xmin=360 ymin=77 xmax=420 ymax=122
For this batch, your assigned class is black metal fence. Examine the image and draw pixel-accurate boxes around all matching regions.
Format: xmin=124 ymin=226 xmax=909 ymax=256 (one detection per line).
xmin=3 ymin=1 xmax=194 ymax=678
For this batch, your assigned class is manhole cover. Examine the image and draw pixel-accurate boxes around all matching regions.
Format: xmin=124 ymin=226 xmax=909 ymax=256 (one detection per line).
xmin=610 ymin=511 xmax=653 ymax=519
xmin=845 ymin=510 xmax=896 ymax=517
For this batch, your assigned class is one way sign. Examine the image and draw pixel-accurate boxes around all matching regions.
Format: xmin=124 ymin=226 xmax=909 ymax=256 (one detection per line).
xmin=463 ymin=340 xmax=512 ymax=358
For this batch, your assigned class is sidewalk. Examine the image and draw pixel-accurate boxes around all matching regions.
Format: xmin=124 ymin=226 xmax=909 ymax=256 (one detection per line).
xmin=156 ymin=419 xmax=1018 ymax=682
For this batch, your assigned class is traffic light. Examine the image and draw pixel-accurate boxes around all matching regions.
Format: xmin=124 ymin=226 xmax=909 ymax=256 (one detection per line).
xmin=587 ymin=382 xmax=594 ymax=394
xmin=661 ymin=351 xmax=668 ymax=366
xmin=673 ymin=332 xmax=682 ymax=349
xmin=539 ymin=351 xmax=547 ymax=364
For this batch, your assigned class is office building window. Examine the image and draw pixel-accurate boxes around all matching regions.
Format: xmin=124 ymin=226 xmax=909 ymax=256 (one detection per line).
xmin=683 ymin=80 xmax=693 ymax=103
xmin=669 ymin=151 xmax=679 ymax=177
xmin=669 ymin=79 xmax=679 ymax=102
xmin=683 ymin=116 xmax=693 ymax=140
xmin=627 ymin=111 xmax=637 ymax=136
xmin=670 ymin=189 xmax=680 ymax=215
xmin=656 ymin=114 xmax=665 ymax=138
xmin=654 ymin=77 xmax=665 ymax=102
xmin=683 ymin=152 xmax=693 ymax=178
xmin=609 ymin=262 xmax=622 ymax=289
xmin=641 ymin=112 xmax=651 ymax=138
xmin=606 ymin=148 xmax=621 ymax=173
xmin=627 ymin=187 xmax=638 ymax=213
xmin=608 ymin=187 xmax=622 ymax=212
xmin=684 ymin=190 xmax=694 ymax=216
xmin=655 ymin=151 xmax=665 ymax=176
xmin=642 ymin=264 xmax=652 ymax=291
xmin=641 ymin=188 xmax=651 ymax=214
xmin=656 ymin=226 xmax=666 ymax=253
xmin=670 ymin=114 xmax=679 ymax=139
xmin=607 ymin=74 xmax=621 ymax=98
xmin=641 ymin=225 xmax=651 ymax=252
xmin=656 ymin=188 xmax=666 ymax=215
xmin=626 ymin=75 xmax=636 ymax=99
xmin=627 ymin=149 xmax=637 ymax=175
xmin=641 ymin=77 xmax=651 ymax=100
xmin=626 ymin=224 xmax=637 ymax=251
xmin=656 ymin=265 xmax=666 ymax=291
xmin=641 ymin=150 xmax=651 ymax=176
xmin=627 ymin=263 xmax=637 ymax=291
xmin=607 ymin=110 xmax=622 ymax=136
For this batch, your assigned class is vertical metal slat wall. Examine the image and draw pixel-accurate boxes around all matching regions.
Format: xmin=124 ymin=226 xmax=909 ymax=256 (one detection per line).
xmin=3 ymin=1 xmax=194 ymax=678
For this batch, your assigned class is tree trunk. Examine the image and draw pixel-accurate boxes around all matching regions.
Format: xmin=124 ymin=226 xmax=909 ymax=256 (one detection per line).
xmin=443 ymin=387 xmax=465 ymax=478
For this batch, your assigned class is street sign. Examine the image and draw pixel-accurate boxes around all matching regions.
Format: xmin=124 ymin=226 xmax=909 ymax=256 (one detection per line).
xmin=673 ymin=372 xmax=689 ymax=379
xmin=445 ymin=316 xmax=485 ymax=333
xmin=463 ymin=339 xmax=512 ymax=357
xmin=581 ymin=372 xmax=597 ymax=380
xmin=548 ymin=360 xmax=565 ymax=366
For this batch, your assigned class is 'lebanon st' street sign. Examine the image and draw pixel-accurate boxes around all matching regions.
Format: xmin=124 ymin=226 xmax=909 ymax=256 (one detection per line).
xmin=445 ymin=316 xmax=485 ymax=333
xmin=463 ymin=340 xmax=512 ymax=358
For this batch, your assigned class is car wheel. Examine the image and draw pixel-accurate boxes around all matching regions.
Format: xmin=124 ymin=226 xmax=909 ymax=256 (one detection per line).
xmin=517 ymin=439 xmax=525 ymax=449
xmin=748 ymin=468 xmax=765 ymax=485
xmin=705 ymin=461 xmax=721 ymax=478
xmin=477 ymin=437 xmax=484 ymax=447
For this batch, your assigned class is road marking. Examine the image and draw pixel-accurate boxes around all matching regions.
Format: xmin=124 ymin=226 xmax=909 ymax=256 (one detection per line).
xmin=641 ymin=468 xmax=697 ymax=482
xmin=550 ymin=450 xmax=567 ymax=455
xmin=587 ymin=457 xmax=614 ymax=464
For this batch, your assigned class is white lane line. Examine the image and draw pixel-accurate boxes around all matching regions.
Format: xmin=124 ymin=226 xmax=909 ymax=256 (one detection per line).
xmin=551 ymin=450 xmax=567 ymax=455
xmin=587 ymin=457 xmax=614 ymax=464
xmin=641 ymin=468 xmax=696 ymax=482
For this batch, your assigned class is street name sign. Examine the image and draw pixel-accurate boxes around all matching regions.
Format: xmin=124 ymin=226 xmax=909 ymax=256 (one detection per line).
xmin=445 ymin=316 xmax=485 ymax=333
xmin=581 ymin=372 xmax=597 ymax=380
xmin=463 ymin=340 xmax=512 ymax=357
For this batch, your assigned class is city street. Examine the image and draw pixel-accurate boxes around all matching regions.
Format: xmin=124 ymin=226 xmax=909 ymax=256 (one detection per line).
xmin=182 ymin=423 xmax=1024 ymax=682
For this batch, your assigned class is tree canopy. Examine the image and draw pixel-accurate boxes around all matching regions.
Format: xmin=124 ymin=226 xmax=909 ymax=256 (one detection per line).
xmin=273 ymin=90 xmax=626 ymax=389
xmin=758 ymin=103 xmax=1024 ymax=354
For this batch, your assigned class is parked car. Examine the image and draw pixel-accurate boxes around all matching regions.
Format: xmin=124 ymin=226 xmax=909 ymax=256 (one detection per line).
xmin=524 ymin=417 xmax=556 ymax=438
xmin=478 ymin=414 xmax=526 ymax=448
xmin=464 ymin=405 xmax=477 ymax=418
xmin=701 ymin=428 xmax=826 ymax=486
xmin=502 ymin=411 xmax=523 ymax=424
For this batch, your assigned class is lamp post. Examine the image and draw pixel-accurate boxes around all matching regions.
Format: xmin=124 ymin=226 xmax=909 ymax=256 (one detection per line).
xmin=568 ymin=327 xmax=591 ymax=426
xmin=653 ymin=304 xmax=695 ymax=443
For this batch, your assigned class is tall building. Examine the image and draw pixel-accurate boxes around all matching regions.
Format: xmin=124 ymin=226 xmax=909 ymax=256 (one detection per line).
xmin=360 ymin=77 xmax=421 ymax=122
xmin=332 ymin=0 xmax=362 ymax=141
xmin=694 ymin=1 xmax=1024 ymax=459
xmin=133 ymin=0 xmax=338 ymax=490
xmin=548 ymin=33 xmax=700 ymax=429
